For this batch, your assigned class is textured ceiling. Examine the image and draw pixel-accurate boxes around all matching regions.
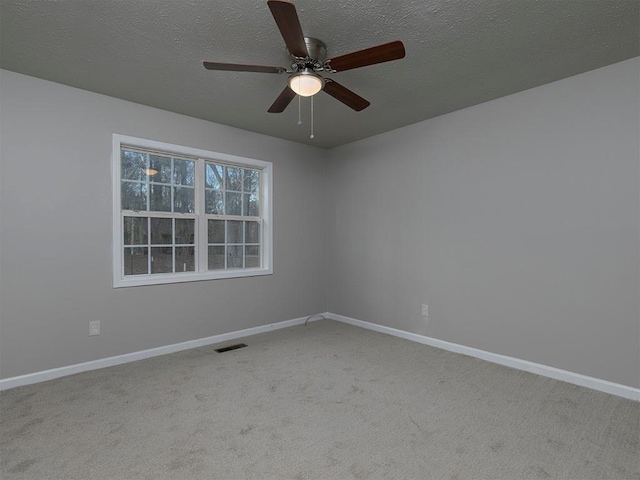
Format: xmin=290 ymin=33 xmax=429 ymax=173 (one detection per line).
xmin=1 ymin=0 xmax=638 ymax=148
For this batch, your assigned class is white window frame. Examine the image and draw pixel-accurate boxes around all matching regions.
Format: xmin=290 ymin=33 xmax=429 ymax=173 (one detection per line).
xmin=112 ymin=134 xmax=273 ymax=288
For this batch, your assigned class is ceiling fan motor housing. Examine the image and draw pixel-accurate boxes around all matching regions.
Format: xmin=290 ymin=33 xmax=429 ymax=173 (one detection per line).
xmin=291 ymin=37 xmax=327 ymax=72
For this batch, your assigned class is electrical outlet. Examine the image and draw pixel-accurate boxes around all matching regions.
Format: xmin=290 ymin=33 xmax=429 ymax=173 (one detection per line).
xmin=421 ymin=304 xmax=429 ymax=317
xmin=89 ymin=320 xmax=100 ymax=336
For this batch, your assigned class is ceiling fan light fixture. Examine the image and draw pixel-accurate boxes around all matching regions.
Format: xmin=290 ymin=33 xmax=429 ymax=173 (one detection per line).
xmin=289 ymin=71 xmax=324 ymax=97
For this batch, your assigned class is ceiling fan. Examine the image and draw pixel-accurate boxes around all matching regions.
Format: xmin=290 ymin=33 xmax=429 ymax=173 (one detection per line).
xmin=203 ymin=0 xmax=406 ymax=113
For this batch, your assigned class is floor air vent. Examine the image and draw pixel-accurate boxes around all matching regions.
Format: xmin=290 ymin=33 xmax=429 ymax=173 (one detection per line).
xmin=215 ymin=343 xmax=247 ymax=353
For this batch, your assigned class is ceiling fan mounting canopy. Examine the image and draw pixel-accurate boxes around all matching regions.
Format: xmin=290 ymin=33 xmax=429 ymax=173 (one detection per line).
xmin=202 ymin=0 xmax=406 ymax=113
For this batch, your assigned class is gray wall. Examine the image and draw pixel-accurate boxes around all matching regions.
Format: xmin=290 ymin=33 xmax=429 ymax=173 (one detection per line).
xmin=327 ymin=58 xmax=640 ymax=388
xmin=2 ymin=58 xmax=639 ymax=389
xmin=0 ymin=70 xmax=328 ymax=379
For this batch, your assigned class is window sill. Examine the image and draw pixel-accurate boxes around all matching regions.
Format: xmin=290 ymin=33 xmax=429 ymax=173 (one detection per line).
xmin=113 ymin=267 xmax=273 ymax=288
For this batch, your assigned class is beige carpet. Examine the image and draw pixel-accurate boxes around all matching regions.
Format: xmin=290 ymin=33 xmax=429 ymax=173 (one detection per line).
xmin=1 ymin=320 xmax=638 ymax=479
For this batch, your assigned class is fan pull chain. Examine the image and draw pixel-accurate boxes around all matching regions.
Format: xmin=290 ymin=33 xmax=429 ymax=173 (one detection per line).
xmin=310 ymin=95 xmax=315 ymax=139
xmin=297 ymin=94 xmax=302 ymax=126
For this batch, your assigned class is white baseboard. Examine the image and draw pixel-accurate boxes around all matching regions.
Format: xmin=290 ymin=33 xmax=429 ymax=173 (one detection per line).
xmin=327 ymin=312 xmax=640 ymax=402
xmin=0 ymin=314 xmax=325 ymax=391
xmin=3 ymin=312 xmax=637 ymax=401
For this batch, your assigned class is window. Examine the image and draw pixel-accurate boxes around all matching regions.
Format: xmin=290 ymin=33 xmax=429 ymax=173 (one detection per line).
xmin=112 ymin=134 xmax=272 ymax=287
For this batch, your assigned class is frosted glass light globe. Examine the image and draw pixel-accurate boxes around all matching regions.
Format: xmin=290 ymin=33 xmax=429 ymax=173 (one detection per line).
xmin=289 ymin=72 xmax=323 ymax=97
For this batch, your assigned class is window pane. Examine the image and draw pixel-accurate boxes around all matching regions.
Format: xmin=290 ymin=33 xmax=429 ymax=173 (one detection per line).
xmin=243 ymin=169 xmax=259 ymax=193
xmin=205 ymin=190 xmax=224 ymax=214
xmin=117 ymin=142 xmax=270 ymax=284
xmin=175 ymin=219 xmax=195 ymax=245
xmin=149 ymin=184 xmax=171 ymax=212
xmin=225 ymin=192 xmax=242 ymax=215
xmin=151 ymin=246 xmax=173 ymax=273
xmin=243 ymin=193 xmax=259 ymax=216
xmin=124 ymin=247 xmax=148 ymax=275
xmin=150 ymin=218 xmax=172 ymax=245
xmin=226 ymin=167 xmax=243 ymax=191
xmin=174 ymin=159 xmax=195 ymax=186
xmin=121 ymin=150 xmax=147 ymax=181
xmin=208 ymin=246 xmax=225 ymax=270
xmin=227 ymin=245 xmax=243 ymax=269
xmin=245 ymin=221 xmax=260 ymax=244
xmin=122 ymin=182 xmax=147 ymax=211
xmin=245 ymin=246 xmax=260 ymax=268
xmin=173 ymin=186 xmax=194 ymax=213
xmin=149 ymin=155 xmax=171 ymax=183
xmin=227 ymin=220 xmax=243 ymax=244
xmin=123 ymin=217 xmax=148 ymax=245
xmin=205 ymin=163 xmax=223 ymax=189
xmin=208 ymin=220 xmax=225 ymax=244
xmin=175 ymin=247 xmax=195 ymax=272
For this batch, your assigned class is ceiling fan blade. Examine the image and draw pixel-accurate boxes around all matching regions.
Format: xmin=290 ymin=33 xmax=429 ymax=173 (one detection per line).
xmin=267 ymin=0 xmax=309 ymax=58
xmin=325 ymin=40 xmax=405 ymax=72
xmin=268 ymin=86 xmax=296 ymax=113
xmin=203 ymin=62 xmax=287 ymax=74
xmin=323 ymin=81 xmax=370 ymax=111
